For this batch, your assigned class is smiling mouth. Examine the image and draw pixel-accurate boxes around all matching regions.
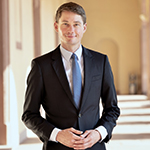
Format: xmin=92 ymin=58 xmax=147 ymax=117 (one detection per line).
xmin=67 ymin=36 xmax=75 ymax=38
xmin=65 ymin=34 xmax=77 ymax=38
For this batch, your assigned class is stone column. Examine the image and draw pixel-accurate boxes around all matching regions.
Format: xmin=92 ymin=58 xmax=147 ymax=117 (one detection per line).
xmin=0 ymin=0 xmax=10 ymax=145
xmin=141 ymin=0 xmax=150 ymax=99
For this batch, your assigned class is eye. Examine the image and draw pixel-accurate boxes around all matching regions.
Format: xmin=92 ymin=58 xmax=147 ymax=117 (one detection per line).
xmin=74 ymin=24 xmax=79 ymax=26
xmin=63 ymin=23 xmax=68 ymax=26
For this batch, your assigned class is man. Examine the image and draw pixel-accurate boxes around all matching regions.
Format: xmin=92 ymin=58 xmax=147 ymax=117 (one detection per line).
xmin=22 ymin=2 xmax=120 ymax=150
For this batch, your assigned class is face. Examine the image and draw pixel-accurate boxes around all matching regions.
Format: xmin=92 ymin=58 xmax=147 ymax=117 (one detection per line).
xmin=54 ymin=11 xmax=87 ymax=51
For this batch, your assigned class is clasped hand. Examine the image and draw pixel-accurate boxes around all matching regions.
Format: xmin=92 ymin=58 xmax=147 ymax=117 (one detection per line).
xmin=56 ymin=127 xmax=101 ymax=150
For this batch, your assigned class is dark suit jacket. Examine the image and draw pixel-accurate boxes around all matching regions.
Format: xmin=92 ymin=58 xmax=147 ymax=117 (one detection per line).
xmin=22 ymin=45 xmax=120 ymax=150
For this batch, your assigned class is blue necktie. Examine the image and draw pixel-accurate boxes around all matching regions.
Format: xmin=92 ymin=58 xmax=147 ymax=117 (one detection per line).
xmin=71 ymin=53 xmax=82 ymax=108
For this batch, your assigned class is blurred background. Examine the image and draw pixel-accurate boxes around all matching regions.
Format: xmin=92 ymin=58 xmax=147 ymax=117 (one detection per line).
xmin=0 ymin=0 xmax=150 ymax=149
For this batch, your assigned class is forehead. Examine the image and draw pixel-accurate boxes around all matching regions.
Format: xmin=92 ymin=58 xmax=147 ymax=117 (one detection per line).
xmin=59 ymin=11 xmax=83 ymax=23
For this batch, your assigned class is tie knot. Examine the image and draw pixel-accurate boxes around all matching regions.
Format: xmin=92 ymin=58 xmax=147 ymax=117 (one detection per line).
xmin=71 ymin=53 xmax=78 ymax=60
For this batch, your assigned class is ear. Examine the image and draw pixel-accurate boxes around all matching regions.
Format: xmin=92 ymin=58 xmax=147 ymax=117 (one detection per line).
xmin=83 ymin=23 xmax=87 ymax=33
xmin=54 ymin=22 xmax=58 ymax=32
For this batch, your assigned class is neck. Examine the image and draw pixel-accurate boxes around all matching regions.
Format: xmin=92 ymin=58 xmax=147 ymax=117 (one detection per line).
xmin=61 ymin=43 xmax=81 ymax=53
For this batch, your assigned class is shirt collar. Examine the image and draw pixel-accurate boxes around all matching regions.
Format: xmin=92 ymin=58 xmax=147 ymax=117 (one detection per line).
xmin=60 ymin=45 xmax=82 ymax=61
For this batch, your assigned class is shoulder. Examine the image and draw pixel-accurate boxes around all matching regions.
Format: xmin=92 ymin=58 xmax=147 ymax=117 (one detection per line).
xmin=82 ymin=46 xmax=108 ymax=60
xmin=32 ymin=45 xmax=60 ymax=65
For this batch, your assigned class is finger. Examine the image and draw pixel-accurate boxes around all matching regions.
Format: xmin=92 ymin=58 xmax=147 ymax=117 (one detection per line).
xmin=73 ymin=139 xmax=90 ymax=150
xmin=70 ymin=127 xmax=83 ymax=135
xmin=74 ymin=130 xmax=100 ymax=150
xmin=72 ymin=133 xmax=83 ymax=141
xmin=73 ymin=131 xmax=93 ymax=149
xmin=56 ymin=128 xmax=82 ymax=148
xmin=80 ymin=130 xmax=90 ymax=139
xmin=75 ymin=134 xmax=90 ymax=144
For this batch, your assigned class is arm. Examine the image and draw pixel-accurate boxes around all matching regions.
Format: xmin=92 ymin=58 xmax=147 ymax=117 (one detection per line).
xmin=22 ymin=60 xmax=54 ymax=142
xmin=99 ymin=55 xmax=120 ymax=142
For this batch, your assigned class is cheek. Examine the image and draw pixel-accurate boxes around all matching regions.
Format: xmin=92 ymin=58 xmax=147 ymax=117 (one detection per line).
xmin=58 ymin=28 xmax=66 ymax=37
xmin=76 ymin=29 xmax=84 ymax=37
xmin=59 ymin=26 xmax=66 ymax=32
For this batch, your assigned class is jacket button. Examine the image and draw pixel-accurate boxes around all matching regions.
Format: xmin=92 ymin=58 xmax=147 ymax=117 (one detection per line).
xmin=78 ymin=113 xmax=82 ymax=118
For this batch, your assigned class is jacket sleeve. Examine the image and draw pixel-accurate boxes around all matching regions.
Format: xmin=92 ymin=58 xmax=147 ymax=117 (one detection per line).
xmin=22 ymin=60 xmax=54 ymax=142
xmin=99 ymin=55 xmax=120 ymax=143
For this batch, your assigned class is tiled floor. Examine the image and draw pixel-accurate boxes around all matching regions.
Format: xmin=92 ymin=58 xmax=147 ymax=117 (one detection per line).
xmin=15 ymin=95 xmax=150 ymax=150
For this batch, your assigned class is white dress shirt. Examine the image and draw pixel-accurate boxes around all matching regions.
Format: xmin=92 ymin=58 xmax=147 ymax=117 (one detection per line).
xmin=60 ymin=45 xmax=84 ymax=92
xmin=49 ymin=45 xmax=107 ymax=142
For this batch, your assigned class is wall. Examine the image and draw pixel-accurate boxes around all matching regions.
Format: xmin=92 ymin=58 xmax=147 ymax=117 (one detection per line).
xmin=72 ymin=0 xmax=141 ymax=94
xmin=41 ymin=0 xmax=67 ymax=55
xmin=9 ymin=0 xmax=34 ymax=144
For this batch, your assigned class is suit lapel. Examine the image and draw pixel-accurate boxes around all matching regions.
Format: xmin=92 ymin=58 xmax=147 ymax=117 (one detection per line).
xmin=51 ymin=46 xmax=76 ymax=107
xmin=80 ymin=47 xmax=94 ymax=108
xmin=51 ymin=46 xmax=94 ymax=110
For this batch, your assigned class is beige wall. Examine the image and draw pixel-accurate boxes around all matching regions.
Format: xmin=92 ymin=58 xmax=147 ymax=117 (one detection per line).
xmin=72 ymin=0 xmax=141 ymax=94
xmin=41 ymin=0 xmax=67 ymax=54
xmin=9 ymin=0 xmax=34 ymax=144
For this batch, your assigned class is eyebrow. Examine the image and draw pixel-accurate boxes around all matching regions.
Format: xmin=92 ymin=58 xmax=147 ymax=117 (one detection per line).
xmin=62 ymin=20 xmax=68 ymax=22
xmin=62 ymin=20 xmax=82 ymax=24
xmin=74 ymin=21 xmax=82 ymax=24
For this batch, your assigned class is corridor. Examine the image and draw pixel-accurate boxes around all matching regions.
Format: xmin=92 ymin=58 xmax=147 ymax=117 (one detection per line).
xmin=14 ymin=95 xmax=150 ymax=150
xmin=0 ymin=0 xmax=150 ymax=149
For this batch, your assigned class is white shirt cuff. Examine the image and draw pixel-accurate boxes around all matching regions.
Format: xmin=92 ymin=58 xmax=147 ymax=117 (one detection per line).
xmin=95 ymin=126 xmax=108 ymax=142
xmin=49 ymin=128 xmax=61 ymax=142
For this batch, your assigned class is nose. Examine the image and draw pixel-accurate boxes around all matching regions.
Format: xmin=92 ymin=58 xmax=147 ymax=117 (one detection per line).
xmin=68 ymin=25 xmax=74 ymax=33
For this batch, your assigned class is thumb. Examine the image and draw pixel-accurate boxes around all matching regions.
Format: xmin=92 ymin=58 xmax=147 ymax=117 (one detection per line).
xmin=70 ymin=127 xmax=83 ymax=135
xmin=80 ymin=130 xmax=90 ymax=138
